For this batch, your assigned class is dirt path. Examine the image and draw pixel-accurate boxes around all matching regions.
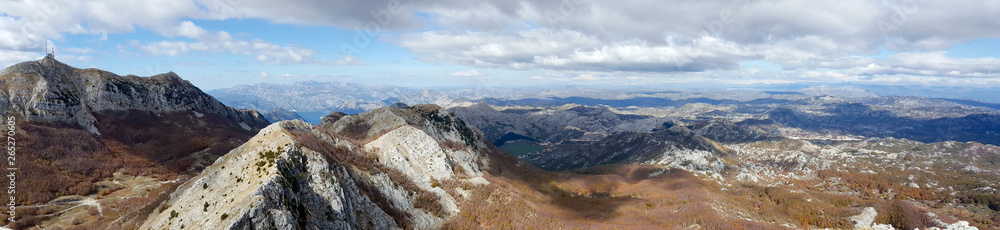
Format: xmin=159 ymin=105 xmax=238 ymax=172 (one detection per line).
xmin=41 ymin=197 xmax=103 ymax=217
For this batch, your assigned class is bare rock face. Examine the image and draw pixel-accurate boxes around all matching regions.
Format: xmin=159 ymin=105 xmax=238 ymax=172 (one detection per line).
xmin=0 ymin=57 xmax=268 ymax=134
xmin=143 ymin=105 xmax=494 ymax=229
xmin=140 ymin=121 xmax=398 ymax=230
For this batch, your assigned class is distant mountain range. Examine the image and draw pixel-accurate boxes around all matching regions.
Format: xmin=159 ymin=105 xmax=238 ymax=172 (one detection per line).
xmin=211 ymin=80 xmax=1000 ymax=123
xmin=208 ymin=81 xmax=464 ymax=123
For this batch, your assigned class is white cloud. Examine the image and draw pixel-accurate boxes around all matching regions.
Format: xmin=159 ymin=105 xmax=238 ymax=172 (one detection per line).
xmin=173 ymin=21 xmax=209 ymax=39
xmin=451 ymin=69 xmax=484 ymax=77
xmin=131 ymin=36 xmax=317 ymax=65
xmin=573 ymin=74 xmax=599 ymax=81
xmin=393 ymin=29 xmax=753 ymax=73
xmin=0 ymin=50 xmax=42 ymax=68
xmin=843 ymin=51 xmax=1000 ymax=78
xmin=126 ymin=23 xmax=363 ymax=65
xmin=2 ymin=0 xmax=1000 ymax=87
xmin=317 ymin=56 xmax=369 ymax=66
xmin=0 ymin=0 xmax=206 ymax=51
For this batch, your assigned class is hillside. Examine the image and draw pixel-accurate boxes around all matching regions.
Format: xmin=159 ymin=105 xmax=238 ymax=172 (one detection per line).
xmin=138 ymin=105 xmax=796 ymax=229
xmin=135 ymin=102 xmax=998 ymax=229
xmin=0 ymin=57 xmax=270 ymax=229
xmin=141 ymin=105 xmax=497 ymax=229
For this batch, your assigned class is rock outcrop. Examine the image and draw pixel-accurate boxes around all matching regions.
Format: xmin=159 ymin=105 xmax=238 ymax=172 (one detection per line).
xmin=142 ymin=105 xmax=494 ymax=229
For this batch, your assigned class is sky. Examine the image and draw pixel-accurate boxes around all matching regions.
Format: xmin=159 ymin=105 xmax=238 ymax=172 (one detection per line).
xmin=2 ymin=0 xmax=1000 ymax=91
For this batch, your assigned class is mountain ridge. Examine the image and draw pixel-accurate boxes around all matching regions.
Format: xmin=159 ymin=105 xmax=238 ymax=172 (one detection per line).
xmin=1 ymin=56 xmax=268 ymax=134
xmin=0 ymin=57 xmax=271 ymax=228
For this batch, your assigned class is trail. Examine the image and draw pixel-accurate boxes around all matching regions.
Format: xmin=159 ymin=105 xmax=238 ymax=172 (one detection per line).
xmin=39 ymin=197 xmax=103 ymax=217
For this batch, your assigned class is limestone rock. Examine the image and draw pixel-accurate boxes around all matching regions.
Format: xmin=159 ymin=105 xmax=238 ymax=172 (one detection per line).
xmin=142 ymin=105 xmax=493 ymax=229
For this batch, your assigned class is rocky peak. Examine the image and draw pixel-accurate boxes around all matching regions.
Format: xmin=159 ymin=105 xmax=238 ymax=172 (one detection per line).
xmin=143 ymin=105 xmax=496 ymax=229
xmin=0 ymin=55 xmax=74 ymax=76
xmin=0 ymin=57 xmax=268 ymax=134
xmin=389 ymin=102 xmax=410 ymax=109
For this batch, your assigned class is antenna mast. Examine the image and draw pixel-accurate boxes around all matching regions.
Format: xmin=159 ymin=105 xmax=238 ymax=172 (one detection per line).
xmin=44 ymin=38 xmax=55 ymax=59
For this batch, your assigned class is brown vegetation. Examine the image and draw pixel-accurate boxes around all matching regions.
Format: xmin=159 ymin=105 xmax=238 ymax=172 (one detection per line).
xmin=5 ymin=109 xmax=257 ymax=229
xmin=873 ymin=199 xmax=934 ymax=230
xmin=445 ymin=159 xmax=790 ymax=229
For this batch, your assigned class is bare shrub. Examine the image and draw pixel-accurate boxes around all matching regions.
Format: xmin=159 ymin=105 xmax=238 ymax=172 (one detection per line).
xmin=874 ymin=200 xmax=933 ymax=230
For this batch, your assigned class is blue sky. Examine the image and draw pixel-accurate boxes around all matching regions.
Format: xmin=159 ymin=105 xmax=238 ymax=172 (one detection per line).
xmin=2 ymin=0 xmax=1000 ymax=91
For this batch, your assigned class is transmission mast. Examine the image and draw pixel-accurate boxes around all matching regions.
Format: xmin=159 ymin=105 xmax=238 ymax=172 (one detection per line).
xmin=44 ymin=38 xmax=55 ymax=59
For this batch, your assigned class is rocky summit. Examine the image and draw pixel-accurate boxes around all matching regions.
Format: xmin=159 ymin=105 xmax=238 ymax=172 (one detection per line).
xmin=142 ymin=105 xmax=496 ymax=229
xmin=0 ymin=56 xmax=267 ymax=134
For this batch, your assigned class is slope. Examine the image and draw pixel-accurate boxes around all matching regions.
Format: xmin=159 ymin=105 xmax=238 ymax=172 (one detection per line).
xmin=0 ymin=57 xmax=270 ymax=229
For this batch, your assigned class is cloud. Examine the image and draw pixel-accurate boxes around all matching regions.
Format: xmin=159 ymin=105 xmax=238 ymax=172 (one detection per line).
xmin=573 ymin=74 xmax=600 ymax=81
xmin=0 ymin=0 xmax=206 ymax=51
xmin=0 ymin=50 xmax=42 ymax=68
xmin=391 ymin=0 xmax=1000 ymax=82
xmin=317 ymin=56 xmax=369 ymax=66
xmin=126 ymin=21 xmax=364 ymax=65
xmin=393 ymin=29 xmax=752 ymax=73
xmin=843 ymin=51 xmax=1000 ymax=78
xmin=130 ymin=36 xmax=317 ymax=65
xmin=3 ymin=0 xmax=1000 ymax=87
xmin=191 ymin=0 xmax=425 ymax=30
xmin=173 ymin=21 xmax=209 ymax=39
xmin=451 ymin=69 xmax=484 ymax=77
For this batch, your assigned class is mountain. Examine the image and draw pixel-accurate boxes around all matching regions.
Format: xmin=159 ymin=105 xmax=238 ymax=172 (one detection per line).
xmin=524 ymin=119 xmax=777 ymax=171
xmin=138 ymin=102 xmax=1000 ymax=229
xmin=1 ymin=57 xmax=267 ymax=134
xmin=136 ymin=105 xmax=809 ymax=229
xmin=0 ymin=57 xmax=269 ymax=229
xmin=766 ymin=103 xmax=1000 ymax=145
xmin=530 ymin=126 xmax=731 ymax=171
xmin=5 ymin=58 xmax=998 ymax=229
xmin=447 ymin=102 xmax=676 ymax=145
xmin=259 ymin=107 xmax=305 ymax=123
xmin=208 ymin=81 xmax=466 ymax=122
xmin=140 ymin=105 xmax=499 ymax=229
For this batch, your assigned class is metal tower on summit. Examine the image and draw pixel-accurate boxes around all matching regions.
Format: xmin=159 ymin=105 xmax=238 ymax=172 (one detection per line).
xmin=44 ymin=39 xmax=55 ymax=59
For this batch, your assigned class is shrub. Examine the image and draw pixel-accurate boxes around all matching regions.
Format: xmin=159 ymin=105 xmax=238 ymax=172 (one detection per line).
xmin=874 ymin=200 xmax=933 ymax=230
xmin=340 ymin=120 xmax=372 ymax=141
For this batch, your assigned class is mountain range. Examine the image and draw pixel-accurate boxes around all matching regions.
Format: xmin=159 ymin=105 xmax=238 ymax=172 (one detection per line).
xmin=2 ymin=59 xmax=999 ymax=229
